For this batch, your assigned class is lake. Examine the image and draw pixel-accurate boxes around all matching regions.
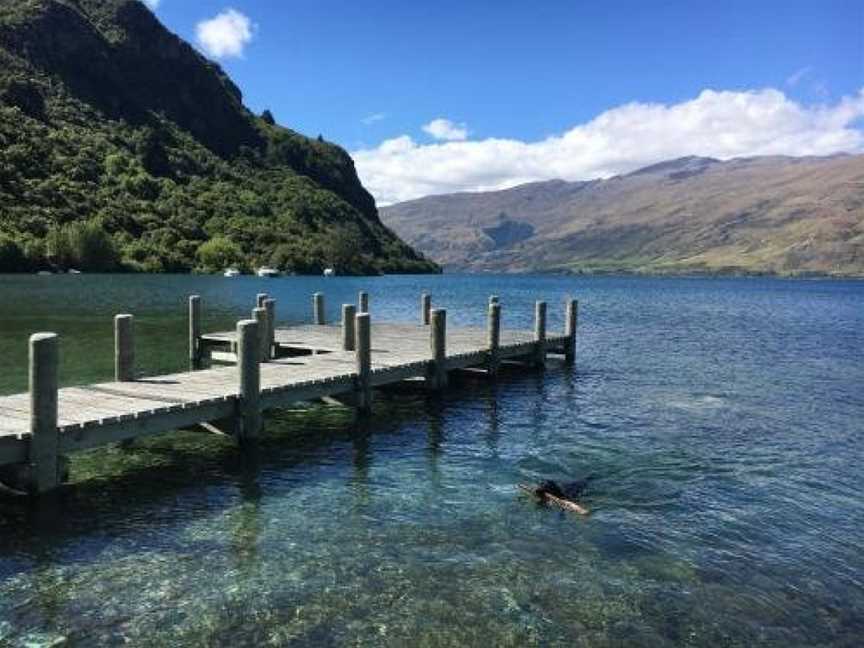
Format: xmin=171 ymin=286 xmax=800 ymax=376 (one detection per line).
xmin=0 ymin=274 xmax=862 ymax=646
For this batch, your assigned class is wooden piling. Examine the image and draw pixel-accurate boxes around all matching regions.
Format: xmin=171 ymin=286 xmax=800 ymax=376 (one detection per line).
xmin=487 ymin=302 xmax=501 ymax=375
xmin=421 ymin=293 xmax=431 ymax=325
xmin=236 ymin=319 xmax=261 ymax=442
xmin=253 ymin=307 xmax=269 ymax=362
xmin=428 ymin=308 xmax=448 ymax=389
xmin=489 ymin=295 xmax=499 ymax=306
xmin=29 ymin=333 xmax=59 ymax=494
xmin=358 ymin=291 xmax=369 ymax=314
xmin=256 ymin=293 xmax=269 ymax=309
xmin=264 ymin=298 xmax=276 ymax=360
xmin=534 ymin=301 xmax=547 ymax=368
xmin=355 ymin=312 xmax=371 ymax=413
xmin=189 ymin=295 xmax=202 ymax=370
xmin=565 ymin=299 xmax=578 ymax=366
xmin=313 ymin=292 xmax=325 ymax=325
xmin=114 ymin=314 xmax=134 ymax=382
xmin=342 ymin=304 xmax=357 ymax=351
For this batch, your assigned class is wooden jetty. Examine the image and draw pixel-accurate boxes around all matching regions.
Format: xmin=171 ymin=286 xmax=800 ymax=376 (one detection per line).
xmin=0 ymin=292 xmax=578 ymax=496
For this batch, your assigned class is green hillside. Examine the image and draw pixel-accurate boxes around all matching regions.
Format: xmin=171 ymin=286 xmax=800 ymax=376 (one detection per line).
xmin=0 ymin=0 xmax=438 ymax=274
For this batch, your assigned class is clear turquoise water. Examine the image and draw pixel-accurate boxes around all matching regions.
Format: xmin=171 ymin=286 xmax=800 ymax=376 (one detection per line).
xmin=0 ymin=274 xmax=862 ymax=647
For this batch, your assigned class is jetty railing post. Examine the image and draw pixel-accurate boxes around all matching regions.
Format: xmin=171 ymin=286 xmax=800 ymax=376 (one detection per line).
xmin=313 ymin=292 xmax=325 ymax=325
xmin=236 ymin=319 xmax=261 ymax=443
xmin=189 ymin=295 xmax=202 ymax=370
xmin=428 ymin=308 xmax=448 ymax=390
xmin=358 ymin=291 xmax=369 ymax=314
xmin=487 ymin=301 xmax=501 ymax=376
xmin=342 ymin=304 xmax=357 ymax=351
xmin=355 ymin=312 xmax=372 ymax=413
xmin=264 ymin=298 xmax=276 ymax=360
xmin=253 ymin=307 xmax=269 ymax=362
xmin=421 ymin=293 xmax=431 ymax=325
xmin=114 ymin=314 xmax=134 ymax=382
xmin=534 ymin=301 xmax=547 ymax=368
xmin=256 ymin=293 xmax=268 ymax=309
xmin=565 ymin=299 xmax=578 ymax=366
xmin=29 ymin=333 xmax=60 ymax=494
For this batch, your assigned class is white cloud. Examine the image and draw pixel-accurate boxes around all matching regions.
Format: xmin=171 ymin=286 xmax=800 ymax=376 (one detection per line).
xmin=362 ymin=112 xmax=388 ymax=125
xmin=196 ymin=9 xmax=254 ymax=59
xmin=352 ymin=88 xmax=864 ymax=205
xmin=143 ymin=0 xmax=160 ymax=8
xmin=422 ymin=118 xmax=469 ymax=141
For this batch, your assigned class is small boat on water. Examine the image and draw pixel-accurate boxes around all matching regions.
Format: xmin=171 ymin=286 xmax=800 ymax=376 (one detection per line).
xmin=68 ymin=269 xmax=82 ymax=275
xmin=223 ymin=268 xmax=241 ymax=277
xmin=323 ymin=267 xmax=335 ymax=277
xmin=256 ymin=266 xmax=280 ymax=278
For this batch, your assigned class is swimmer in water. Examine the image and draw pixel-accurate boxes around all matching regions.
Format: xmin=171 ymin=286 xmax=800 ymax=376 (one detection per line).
xmin=520 ymin=477 xmax=593 ymax=516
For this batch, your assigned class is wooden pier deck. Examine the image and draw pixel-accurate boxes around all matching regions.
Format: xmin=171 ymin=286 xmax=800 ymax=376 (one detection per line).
xmin=0 ymin=292 xmax=578 ymax=495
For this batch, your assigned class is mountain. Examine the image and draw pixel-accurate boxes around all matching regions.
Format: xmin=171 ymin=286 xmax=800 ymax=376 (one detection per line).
xmin=381 ymin=154 xmax=864 ymax=276
xmin=0 ymin=0 xmax=438 ymax=274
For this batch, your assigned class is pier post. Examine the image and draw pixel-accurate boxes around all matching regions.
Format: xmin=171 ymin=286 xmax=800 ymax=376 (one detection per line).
xmin=487 ymin=301 xmax=501 ymax=376
xmin=355 ymin=312 xmax=372 ymax=413
xmin=489 ymin=295 xmax=499 ymax=306
xmin=114 ymin=314 xmax=134 ymax=382
xmin=264 ymin=298 xmax=276 ymax=359
xmin=253 ymin=307 xmax=269 ymax=362
xmin=313 ymin=292 xmax=325 ymax=325
xmin=236 ymin=319 xmax=261 ymax=443
xmin=256 ymin=293 xmax=268 ymax=309
xmin=421 ymin=293 xmax=431 ymax=325
xmin=533 ymin=301 xmax=547 ymax=368
xmin=564 ymin=299 xmax=578 ymax=366
xmin=189 ymin=295 xmax=202 ymax=370
xmin=342 ymin=304 xmax=357 ymax=351
xmin=428 ymin=308 xmax=448 ymax=390
xmin=29 ymin=333 xmax=60 ymax=494
xmin=358 ymin=291 xmax=369 ymax=314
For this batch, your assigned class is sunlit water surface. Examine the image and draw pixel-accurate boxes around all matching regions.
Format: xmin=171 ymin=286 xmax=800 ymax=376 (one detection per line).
xmin=0 ymin=274 xmax=862 ymax=647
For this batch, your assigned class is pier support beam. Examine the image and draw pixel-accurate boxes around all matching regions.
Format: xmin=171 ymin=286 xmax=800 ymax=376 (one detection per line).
xmin=189 ymin=295 xmax=202 ymax=370
xmin=313 ymin=292 xmax=325 ymax=325
xmin=533 ymin=301 xmax=547 ymax=368
xmin=428 ymin=308 xmax=448 ymax=390
xmin=264 ymin=298 xmax=276 ymax=360
xmin=256 ymin=293 xmax=269 ymax=309
xmin=236 ymin=319 xmax=261 ymax=443
xmin=355 ymin=312 xmax=372 ymax=413
xmin=421 ymin=293 xmax=431 ymax=325
xmin=252 ymin=307 xmax=269 ymax=362
xmin=114 ymin=314 xmax=134 ymax=382
xmin=29 ymin=333 xmax=60 ymax=494
xmin=564 ymin=299 xmax=578 ymax=366
xmin=358 ymin=291 xmax=369 ymax=314
xmin=487 ymin=301 xmax=501 ymax=376
xmin=342 ymin=304 xmax=357 ymax=351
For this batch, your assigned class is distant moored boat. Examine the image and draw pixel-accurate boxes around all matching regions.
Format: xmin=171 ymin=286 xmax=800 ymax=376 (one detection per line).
xmin=256 ymin=267 xmax=280 ymax=278
xmin=223 ymin=268 xmax=241 ymax=277
xmin=323 ymin=267 xmax=336 ymax=277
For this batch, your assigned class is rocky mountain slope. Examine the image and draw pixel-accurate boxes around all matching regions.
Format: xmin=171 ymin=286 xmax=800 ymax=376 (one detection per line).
xmin=381 ymin=154 xmax=864 ymax=276
xmin=0 ymin=0 xmax=438 ymax=274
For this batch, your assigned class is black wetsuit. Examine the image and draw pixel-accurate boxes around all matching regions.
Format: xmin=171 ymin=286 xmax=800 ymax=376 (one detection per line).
xmin=536 ymin=477 xmax=592 ymax=499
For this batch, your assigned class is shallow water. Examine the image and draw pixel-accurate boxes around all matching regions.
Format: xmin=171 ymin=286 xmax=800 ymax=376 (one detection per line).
xmin=0 ymin=274 xmax=862 ymax=646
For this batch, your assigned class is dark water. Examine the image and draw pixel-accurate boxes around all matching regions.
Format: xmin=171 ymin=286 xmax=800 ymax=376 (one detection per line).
xmin=0 ymin=274 xmax=862 ymax=647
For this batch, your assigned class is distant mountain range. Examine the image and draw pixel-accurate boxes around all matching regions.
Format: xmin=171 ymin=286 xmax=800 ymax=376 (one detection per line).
xmin=380 ymin=154 xmax=864 ymax=276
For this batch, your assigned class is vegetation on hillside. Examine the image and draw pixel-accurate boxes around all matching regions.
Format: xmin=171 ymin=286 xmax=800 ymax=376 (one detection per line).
xmin=0 ymin=0 xmax=438 ymax=275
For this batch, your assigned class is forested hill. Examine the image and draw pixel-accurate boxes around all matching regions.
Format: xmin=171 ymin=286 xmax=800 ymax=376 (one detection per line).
xmin=0 ymin=0 xmax=438 ymax=274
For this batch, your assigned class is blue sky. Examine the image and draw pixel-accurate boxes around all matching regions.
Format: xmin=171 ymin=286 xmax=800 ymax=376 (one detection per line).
xmin=147 ymin=0 xmax=863 ymax=203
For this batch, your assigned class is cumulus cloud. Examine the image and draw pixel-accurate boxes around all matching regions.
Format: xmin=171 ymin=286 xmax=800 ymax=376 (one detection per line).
xmin=196 ymin=9 xmax=254 ymax=59
xmin=422 ymin=118 xmax=469 ymax=141
xmin=352 ymin=88 xmax=864 ymax=205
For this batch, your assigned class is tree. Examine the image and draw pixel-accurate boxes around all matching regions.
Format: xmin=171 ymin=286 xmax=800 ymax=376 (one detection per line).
xmin=196 ymin=237 xmax=244 ymax=272
xmin=0 ymin=235 xmax=25 ymax=272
